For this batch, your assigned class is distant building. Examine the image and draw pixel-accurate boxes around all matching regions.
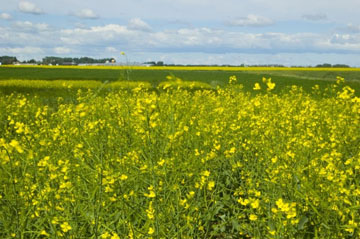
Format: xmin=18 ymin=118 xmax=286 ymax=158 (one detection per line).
xmin=0 ymin=62 xmax=2 ymax=66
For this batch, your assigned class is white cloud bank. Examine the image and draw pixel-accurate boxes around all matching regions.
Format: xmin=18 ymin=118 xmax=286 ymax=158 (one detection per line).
xmin=1 ymin=17 xmax=360 ymax=65
xmin=53 ymin=24 xmax=360 ymax=54
xmin=18 ymin=1 xmax=44 ymax=15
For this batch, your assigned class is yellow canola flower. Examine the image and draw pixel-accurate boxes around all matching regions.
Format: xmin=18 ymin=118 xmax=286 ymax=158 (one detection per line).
xmin=111 ymin=233 xmax=120 ymax=239
xmin=148 ymin=227 xmax=155 ymax=235
xmin=250 ymin=199 xmax=260 ymax=209
xmin=101 ymin=232 xmax=111 ymax=239
xmin=207 ymin=181 xmax=215 ymax=191
xmin=336 ymin=76 xmax=345 ymax=84
xmin=144 ymin=185 xmax=156 ymax=198
xmin=40 ymin=230 xmax=50 ymax=237
xmin=275 ymin=198 xmax=297 ymax=218
xmin=9 ymin=140 xmax=24 ymax=153
xmin=249 ymin=214 xmax=258 ymax=221
xmin=187 ymin=191 xmax=195 ymax=199
xmin=229 ymin=75 xmax=237 ymax=84
xmin=253 ymin=83 xmax=261 ymax=90
xmin=266 ymin=78 xmax=276 ymax=91
xmin=146 ymin=201 xmax=155 ymax=220
xmin=60 ymin=222 xmax=72 ymax=232
xmin=201 ymin=170 xmax=210 ymax=177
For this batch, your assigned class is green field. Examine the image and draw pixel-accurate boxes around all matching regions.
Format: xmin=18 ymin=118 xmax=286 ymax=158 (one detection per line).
xmin=1 ymin=66 xmax=360 ymax=96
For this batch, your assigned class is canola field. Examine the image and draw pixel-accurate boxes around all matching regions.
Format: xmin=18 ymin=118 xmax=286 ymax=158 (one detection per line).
xmin=1 ymin=67 xmax=360 ymax=238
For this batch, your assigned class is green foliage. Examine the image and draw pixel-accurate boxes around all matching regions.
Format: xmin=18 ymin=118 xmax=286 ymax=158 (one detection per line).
xmin=0 ymin=56 xmax=18 ymax=65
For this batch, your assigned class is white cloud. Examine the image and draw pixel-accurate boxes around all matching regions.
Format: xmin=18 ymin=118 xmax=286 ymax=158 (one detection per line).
xmin=13 ymin=21 xmax=50 ymax=32
xmin=226 ymin=14 xmax=274 ymax=27
xmin=0 ymin=13 xmax=12 ymax=20
xmin=128 ymin=18 xmax=152 ymax=32
xmin=330 ymin=33 xmax=360 ymax=45
xmin=59 ymin=24 xmax=133 ymax=45
xmin=74 ymin=9 xmax=98 ymax=19
xmin=0 ymin=46 xmax=44 ymax=54
xmin=302 ymin=14 xmax=327 ymax=21
xmin=54 ymin=47 xmax=71 ymax=54
xmin=18 ymin=1 xmax=44 ymax=15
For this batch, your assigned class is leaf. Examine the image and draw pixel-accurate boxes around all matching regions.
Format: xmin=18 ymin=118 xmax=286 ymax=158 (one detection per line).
xmin=297 ymin=215 xmax=309 ymax=230
xmin=231 ymin=219 xmax=240 ymax=231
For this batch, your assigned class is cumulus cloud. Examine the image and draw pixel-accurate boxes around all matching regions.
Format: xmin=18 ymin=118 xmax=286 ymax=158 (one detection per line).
xmin=226 ymin=14 xmax=274 ymax=27
xmin=54 ymin=47 xmax=71 ymax=54
xmin=330 ymin=33 xmax=360 ymax=45
xmin=18 ymin=1 xmax=44 ymax=15
xmin=13 ymin=21 xmax=49 ymax=32
xmin=128 ymin=18 xmax=152 ymax=32
xmin=73 ymin=9 xmax=99 ymax=19
xmin=302 ymin=13 xmax=327 ymax=21
xmin=0 ymin=13 xmax=12 ymax=20
xmin=60 ymin=24 xmax=131 ymax=45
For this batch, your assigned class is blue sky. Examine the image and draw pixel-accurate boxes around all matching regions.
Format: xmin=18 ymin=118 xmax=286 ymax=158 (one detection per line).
xmin=1 ymin=0 xmax=360 ymax=66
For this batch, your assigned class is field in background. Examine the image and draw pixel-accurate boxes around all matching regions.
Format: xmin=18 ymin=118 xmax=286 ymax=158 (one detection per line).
xmin=1 ymin=66 xmax=360 ymax=97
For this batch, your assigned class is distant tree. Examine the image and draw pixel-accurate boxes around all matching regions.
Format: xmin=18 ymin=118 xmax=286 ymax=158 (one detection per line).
xmin=316 ymin=63 xmax=332 ymax=68
xmin=42 ymin=56 xmax=114 ymax=65
xmin=333 ymin=64 xmax=350 ymax=68
xmin=0 ymin=56 xmax=18 ymax=65
xmin=156 ymin=61 xmax=164 ymax=66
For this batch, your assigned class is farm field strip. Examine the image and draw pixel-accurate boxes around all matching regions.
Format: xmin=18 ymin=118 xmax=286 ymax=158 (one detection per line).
xmin=1 ymin=66 xmax=360 ymax=97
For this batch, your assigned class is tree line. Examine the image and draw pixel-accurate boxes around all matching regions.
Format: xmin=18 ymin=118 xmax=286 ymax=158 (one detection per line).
xmin=0 ymin=55 xmax=352 ymax=68
xmin=0 ymin=56 xmax=116 ymax=65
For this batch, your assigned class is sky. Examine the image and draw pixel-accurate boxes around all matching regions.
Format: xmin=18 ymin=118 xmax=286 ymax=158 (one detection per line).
xmin=1 ymin=0 xmax=360 ymax=66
